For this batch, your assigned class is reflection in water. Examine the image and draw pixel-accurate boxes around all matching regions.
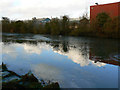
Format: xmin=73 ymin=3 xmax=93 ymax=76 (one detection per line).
xmin=53 ymin=44 xmax=106 ymax=67
xmin=2 ymin=42 xmax=106 ymax=67
xmin=0 ymin=42 xmax=2 ymax=65
xmin=32 ymin=64 xmax=61 ymax=81
xmin=2 ymin=42 xmax=51 ymax=58
xmin=1 ymin=34 xmax=119 ymax=88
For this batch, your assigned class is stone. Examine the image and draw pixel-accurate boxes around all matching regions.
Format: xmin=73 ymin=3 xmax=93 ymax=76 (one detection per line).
xmin=2 ymin=76 xmax=20 ymax=83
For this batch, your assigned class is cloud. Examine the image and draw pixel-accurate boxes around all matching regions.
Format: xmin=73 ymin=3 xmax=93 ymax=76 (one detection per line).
xmin=0 ymin=0 xmax=119 ymax=20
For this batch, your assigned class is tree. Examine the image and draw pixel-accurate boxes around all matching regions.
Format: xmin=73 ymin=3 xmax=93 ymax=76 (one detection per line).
xmin=96 ymin=12 xmax=110 ymax=28
xmin=61 ymin=15 xmax=70 ymax=35
xmin=2 ymin=17 xmax=10 ymax=32
xmin=44 ymin=22 xmax=51 ymax=34
xmin=50 ymin=18 xmax=60 ymax=35
xmin=103 ymin=17 xmax=119 ymax=35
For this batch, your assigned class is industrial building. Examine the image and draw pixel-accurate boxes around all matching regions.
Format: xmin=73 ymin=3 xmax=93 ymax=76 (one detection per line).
xmin=90 ymin=2 xmax=120 ymax=21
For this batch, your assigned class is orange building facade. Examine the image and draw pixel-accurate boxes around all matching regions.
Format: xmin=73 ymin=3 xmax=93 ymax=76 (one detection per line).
xmin=90 ymin=2 xmax=120 ymax=21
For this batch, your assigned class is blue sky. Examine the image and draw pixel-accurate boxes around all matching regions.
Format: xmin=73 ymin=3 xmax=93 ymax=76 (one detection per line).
xmin=0 ymin=0 xmax=119 ymax=20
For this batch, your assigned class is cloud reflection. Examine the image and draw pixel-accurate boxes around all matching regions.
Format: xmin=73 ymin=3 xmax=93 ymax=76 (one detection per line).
xmin=2 ymin=43 xmax=51 ymax=60
xmin=23 ymin=44 xmax=42 ymax=54
xmin=0 ymin=42 xmax=2 ymax=64
xmin=2 ymin=42 xmax=106 ymax=67
xmin=53 ymin=46 xmax=106 ymax=67
xmin=32 ymin=64 xmax=61 ymax=81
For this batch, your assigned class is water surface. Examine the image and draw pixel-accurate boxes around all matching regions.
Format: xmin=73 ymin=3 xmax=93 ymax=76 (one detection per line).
xmin=1 ymin=33 xmax=119 ymax=88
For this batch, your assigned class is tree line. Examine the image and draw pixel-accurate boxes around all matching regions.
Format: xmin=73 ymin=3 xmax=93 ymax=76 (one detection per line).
xmin=2 ymin=13 xmax=120 ymax=38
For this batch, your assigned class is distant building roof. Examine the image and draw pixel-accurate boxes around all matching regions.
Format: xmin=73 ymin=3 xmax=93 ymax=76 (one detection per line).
xmin=35 ymin=18 xmax=51 ymax=24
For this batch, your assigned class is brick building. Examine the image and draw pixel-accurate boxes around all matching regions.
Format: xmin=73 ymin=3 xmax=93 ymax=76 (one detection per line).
xmin=90 ymin=2 xmax=120 ymax=21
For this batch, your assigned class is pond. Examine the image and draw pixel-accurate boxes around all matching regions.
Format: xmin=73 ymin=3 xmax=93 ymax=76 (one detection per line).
xmin=1 ymin=33 xmax=119 ymax=88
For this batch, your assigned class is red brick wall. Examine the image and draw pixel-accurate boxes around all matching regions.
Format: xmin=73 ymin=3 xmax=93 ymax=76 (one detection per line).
xmin=90 ymin=2 xmax=120 ymax=21
xmin=118 ymin=2 xmax=120 ymax=16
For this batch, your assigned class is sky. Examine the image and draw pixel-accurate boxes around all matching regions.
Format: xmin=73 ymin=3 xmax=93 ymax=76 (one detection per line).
xmin=0 ymin=0 xmax=119 ymax=20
